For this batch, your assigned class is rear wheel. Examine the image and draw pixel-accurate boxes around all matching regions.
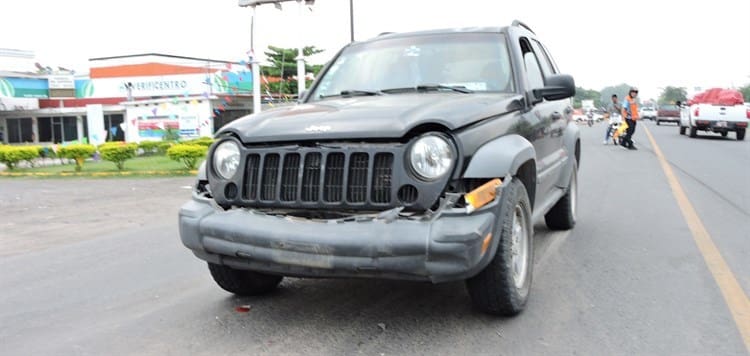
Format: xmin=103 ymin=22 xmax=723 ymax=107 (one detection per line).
xmin=208 ymin=263 xmax=283 ymax=296
xmin=721 ymin=131 xmax=728 ymax=137
xmin=738 ymin=129 xmax=746 ymax=141
xmin=466 ymin=178 xmax=533 ymax=316
xmin=544 ymin=161 xmax=578 ymax=230
xmin=656 ymin=120 xmax=660 ymax=125
xmin=689 ymin=126 xmax=697 ymax=138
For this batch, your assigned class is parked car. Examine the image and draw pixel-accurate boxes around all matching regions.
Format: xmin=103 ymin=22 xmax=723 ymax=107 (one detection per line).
xmin=640 ymin=106 xmax=657 ymax=120
xmin=178 ymin=21 xmax=580 ymax=316
xmin=656 ymin=104 xmax=680 ymax=125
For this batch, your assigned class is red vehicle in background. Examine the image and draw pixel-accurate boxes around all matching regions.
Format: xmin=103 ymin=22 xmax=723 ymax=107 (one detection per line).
xmin=656 ymin=104 xmax=680 ymax=125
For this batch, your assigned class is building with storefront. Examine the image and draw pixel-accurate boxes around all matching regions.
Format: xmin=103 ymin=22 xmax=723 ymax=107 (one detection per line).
xmin=1 ymin=53 xmax=256 ymax=146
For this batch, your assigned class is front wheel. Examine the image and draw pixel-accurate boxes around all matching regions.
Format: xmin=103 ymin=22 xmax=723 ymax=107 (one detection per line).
xmin=208 ymin=263 xmax=283 ymax=296
xmin=656 ymin=120 xmax=661 ymax=125
xmin=679 ymin=126 xmax=686 ymax=135
xmin=466 ymin=178 xmax=533 ymax=316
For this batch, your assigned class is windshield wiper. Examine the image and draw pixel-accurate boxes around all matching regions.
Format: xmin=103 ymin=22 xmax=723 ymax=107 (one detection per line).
xmin=319 ymin=89 xmax=382 ymax=99
xmin=380 ymin=84 xmax=473 ymax=94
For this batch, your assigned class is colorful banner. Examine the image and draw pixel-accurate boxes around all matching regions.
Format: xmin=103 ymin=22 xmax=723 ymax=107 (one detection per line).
xmin=0 ymin=77 xmax=49 ymax=98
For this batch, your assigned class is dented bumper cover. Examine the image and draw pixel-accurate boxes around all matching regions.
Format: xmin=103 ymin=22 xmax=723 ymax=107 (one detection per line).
xmin=179 ymin=194 xmax=501 ymax=283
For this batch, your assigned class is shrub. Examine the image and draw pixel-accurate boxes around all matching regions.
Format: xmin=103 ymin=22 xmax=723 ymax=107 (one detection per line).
xmin=23 ymin=146 xmax=42 ymax=167
xmin=58 ymin=144 xmax=96 ymax=172
xmin=157 ymin=142 xmax=174 ymax=155
xmin=138 ymin=141 xmax=161 ymax=156
xmin=0 ymin=146 xmax=39 ymax=170
xmin=99 ymin=142 xmax=138 ymax=171
xmin=180 ymin=137 xmax=214 ymax=147
xmin=167 ymin=144 xmax=208 ymax=170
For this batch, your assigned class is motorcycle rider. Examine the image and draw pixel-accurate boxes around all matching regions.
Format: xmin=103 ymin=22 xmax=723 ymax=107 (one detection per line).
xmin=604 ymin=94 xmax=622 ymax=144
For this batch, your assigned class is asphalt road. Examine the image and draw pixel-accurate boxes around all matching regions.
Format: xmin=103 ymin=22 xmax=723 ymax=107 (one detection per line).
xmin=1 ymin=121 xmax=748 ymax=355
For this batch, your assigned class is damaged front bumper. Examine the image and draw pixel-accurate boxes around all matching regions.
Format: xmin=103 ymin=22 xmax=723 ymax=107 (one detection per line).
xmin=178 ymin=191 xmax=503 ymax=283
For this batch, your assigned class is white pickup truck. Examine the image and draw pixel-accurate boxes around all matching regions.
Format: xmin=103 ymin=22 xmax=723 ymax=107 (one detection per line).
xmin=679 ymin=97 xmax=749 ymax=141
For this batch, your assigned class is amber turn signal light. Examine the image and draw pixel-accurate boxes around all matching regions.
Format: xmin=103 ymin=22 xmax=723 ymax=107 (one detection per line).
xmin=464 ymin=178 xmax=502 ymax=213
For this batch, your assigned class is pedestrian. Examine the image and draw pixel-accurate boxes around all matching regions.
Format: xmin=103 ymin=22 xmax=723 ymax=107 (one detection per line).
xmin=604 ymin=94 xmax=622 ymax=144
xmin=620 ymin=87 xmax=640 ymax=150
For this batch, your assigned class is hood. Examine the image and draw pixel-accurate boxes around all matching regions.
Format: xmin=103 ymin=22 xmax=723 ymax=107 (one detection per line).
xmin=219 ymin=93 xmax=522 ymax=143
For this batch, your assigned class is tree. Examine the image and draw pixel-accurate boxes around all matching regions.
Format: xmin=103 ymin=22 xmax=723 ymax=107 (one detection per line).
xmin=600 ymin=84 xmax=633 ymax=104
xmin=262 ymin=45 xmax=324 ymax=95
xmin=573 ymin=87 xmax=601 ymax=109
xmin=739 ymin=84 xmax=750 ymax=101
xmin=658 ymin=86 xmax=688 ymax=105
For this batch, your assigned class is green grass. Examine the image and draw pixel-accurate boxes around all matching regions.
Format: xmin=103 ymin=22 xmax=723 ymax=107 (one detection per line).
xmin=3 ymin=155 xmax=203 ymax=177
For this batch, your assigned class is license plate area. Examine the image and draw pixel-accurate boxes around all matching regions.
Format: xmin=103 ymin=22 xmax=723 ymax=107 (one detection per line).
xmin=716 ymin=121 xmax=727 ymax=128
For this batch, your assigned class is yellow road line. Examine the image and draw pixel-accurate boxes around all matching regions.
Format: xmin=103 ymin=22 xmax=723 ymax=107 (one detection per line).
xmin=643 ymin=125 xmax=750 ymax=352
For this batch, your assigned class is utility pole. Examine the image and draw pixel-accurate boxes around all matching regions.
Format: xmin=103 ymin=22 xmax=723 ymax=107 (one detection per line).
xmin=350 ymin=0 xmax=354 ymax=42
xmin=296 ymin=0 xmax=306 ymax=95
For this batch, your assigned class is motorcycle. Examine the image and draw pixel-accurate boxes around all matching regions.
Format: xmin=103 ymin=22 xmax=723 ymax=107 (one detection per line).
xmin=586 ymin=111 xmax=594 ymax=127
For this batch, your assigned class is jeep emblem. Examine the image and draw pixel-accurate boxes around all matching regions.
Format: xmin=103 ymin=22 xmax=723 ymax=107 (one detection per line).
xmin=305 ymin=125 xmax=332 ymax=133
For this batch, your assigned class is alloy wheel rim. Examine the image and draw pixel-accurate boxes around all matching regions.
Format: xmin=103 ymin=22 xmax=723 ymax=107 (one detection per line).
xmin=511 ymin=204 xmax=529 ymax=289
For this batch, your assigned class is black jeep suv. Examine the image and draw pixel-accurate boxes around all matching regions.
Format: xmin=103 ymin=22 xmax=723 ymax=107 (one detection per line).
xmin=179 ymin=20 xmax=579 ymax=315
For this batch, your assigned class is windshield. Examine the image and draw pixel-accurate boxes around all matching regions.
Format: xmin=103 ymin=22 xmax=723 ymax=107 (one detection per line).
xmin=309 ymin=33 xmax=514 ymax=101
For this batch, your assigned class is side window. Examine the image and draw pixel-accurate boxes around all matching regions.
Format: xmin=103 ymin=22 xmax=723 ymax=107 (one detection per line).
xmin=539 ymin=42 xmax=560 ymax=74
xmin=520 ymin=38 xmax=544 ymax=90
xmin=530 ymin=39 xmax=555 ymax=77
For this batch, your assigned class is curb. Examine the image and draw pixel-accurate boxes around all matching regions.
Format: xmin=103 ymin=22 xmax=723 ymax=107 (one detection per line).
xmin=0 ymin=170 xmax=198 ymax=177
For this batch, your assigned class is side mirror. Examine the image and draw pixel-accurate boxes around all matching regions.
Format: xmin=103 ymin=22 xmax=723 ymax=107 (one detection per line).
xmin=533 ymin=74 xmax=575 ymax=101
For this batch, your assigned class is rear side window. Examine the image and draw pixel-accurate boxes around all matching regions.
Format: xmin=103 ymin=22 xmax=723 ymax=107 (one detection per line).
xmin=529 ymin=39 xmax=555 ymax=77
xmin=520 ymin=38 xmax=545 ymax=90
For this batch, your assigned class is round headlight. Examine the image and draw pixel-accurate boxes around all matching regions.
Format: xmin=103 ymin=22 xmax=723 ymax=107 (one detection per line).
xmin=213 ymin=141 xmax=240 ymax=179
xmin=409 ymin=135 xmax=454 ymax=180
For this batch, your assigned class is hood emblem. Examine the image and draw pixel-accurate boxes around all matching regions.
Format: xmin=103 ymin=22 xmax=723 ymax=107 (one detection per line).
xmin=304 ymin=125 xmax=332 ymax=133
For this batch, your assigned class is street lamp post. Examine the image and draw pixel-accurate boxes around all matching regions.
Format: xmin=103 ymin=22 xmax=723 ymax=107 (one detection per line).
xmin=239 ymin=0 xmax=311 ymax=106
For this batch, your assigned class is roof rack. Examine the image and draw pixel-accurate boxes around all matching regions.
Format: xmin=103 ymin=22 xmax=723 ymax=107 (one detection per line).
xmin=511 ymin=20 xmax=535 ymax=34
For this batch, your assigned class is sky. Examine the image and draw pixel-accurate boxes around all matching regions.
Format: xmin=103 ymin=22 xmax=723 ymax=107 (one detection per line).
xmin=3 ymin=0 xmax=749 ymax=101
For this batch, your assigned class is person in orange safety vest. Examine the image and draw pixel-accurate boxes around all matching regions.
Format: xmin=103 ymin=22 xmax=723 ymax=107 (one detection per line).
xmin=620 ymin=87 xmax=640 ymax=150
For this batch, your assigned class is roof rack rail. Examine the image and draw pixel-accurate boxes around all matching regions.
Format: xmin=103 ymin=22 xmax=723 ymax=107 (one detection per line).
xmin=511 ymin=20 xmax=535 ymax=34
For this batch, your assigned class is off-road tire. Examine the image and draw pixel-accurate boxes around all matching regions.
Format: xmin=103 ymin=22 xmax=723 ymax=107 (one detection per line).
xmin=544 ymin=161 xmax=578 ymax=230
xmin=679 ymin=126 xmax=686 ymax=135
xmin=208 ymin=263 xmax=283 ymax=296
xmin=737 ymin=129 xmax=746 ymax=141
xmin=689 ymin=126 xmax=697 ymax=138
xmin=466 ymin=178 xmax=533 ymax=316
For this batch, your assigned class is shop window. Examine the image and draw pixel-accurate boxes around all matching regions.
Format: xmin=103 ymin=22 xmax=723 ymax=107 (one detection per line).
xmin=62 ymin=117 xmax=78 ymax=142
xmin=104 ymin=114 xmax=125 ymax=141
xmin=6 ymin=118 xmax=33 ymax=143
xmin=38 ymin=117 xmax=53 ymax=142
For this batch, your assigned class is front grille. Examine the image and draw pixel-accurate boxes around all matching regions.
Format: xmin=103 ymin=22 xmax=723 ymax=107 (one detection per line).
xmin=244 ymin=150 xmax=394 ymax=207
